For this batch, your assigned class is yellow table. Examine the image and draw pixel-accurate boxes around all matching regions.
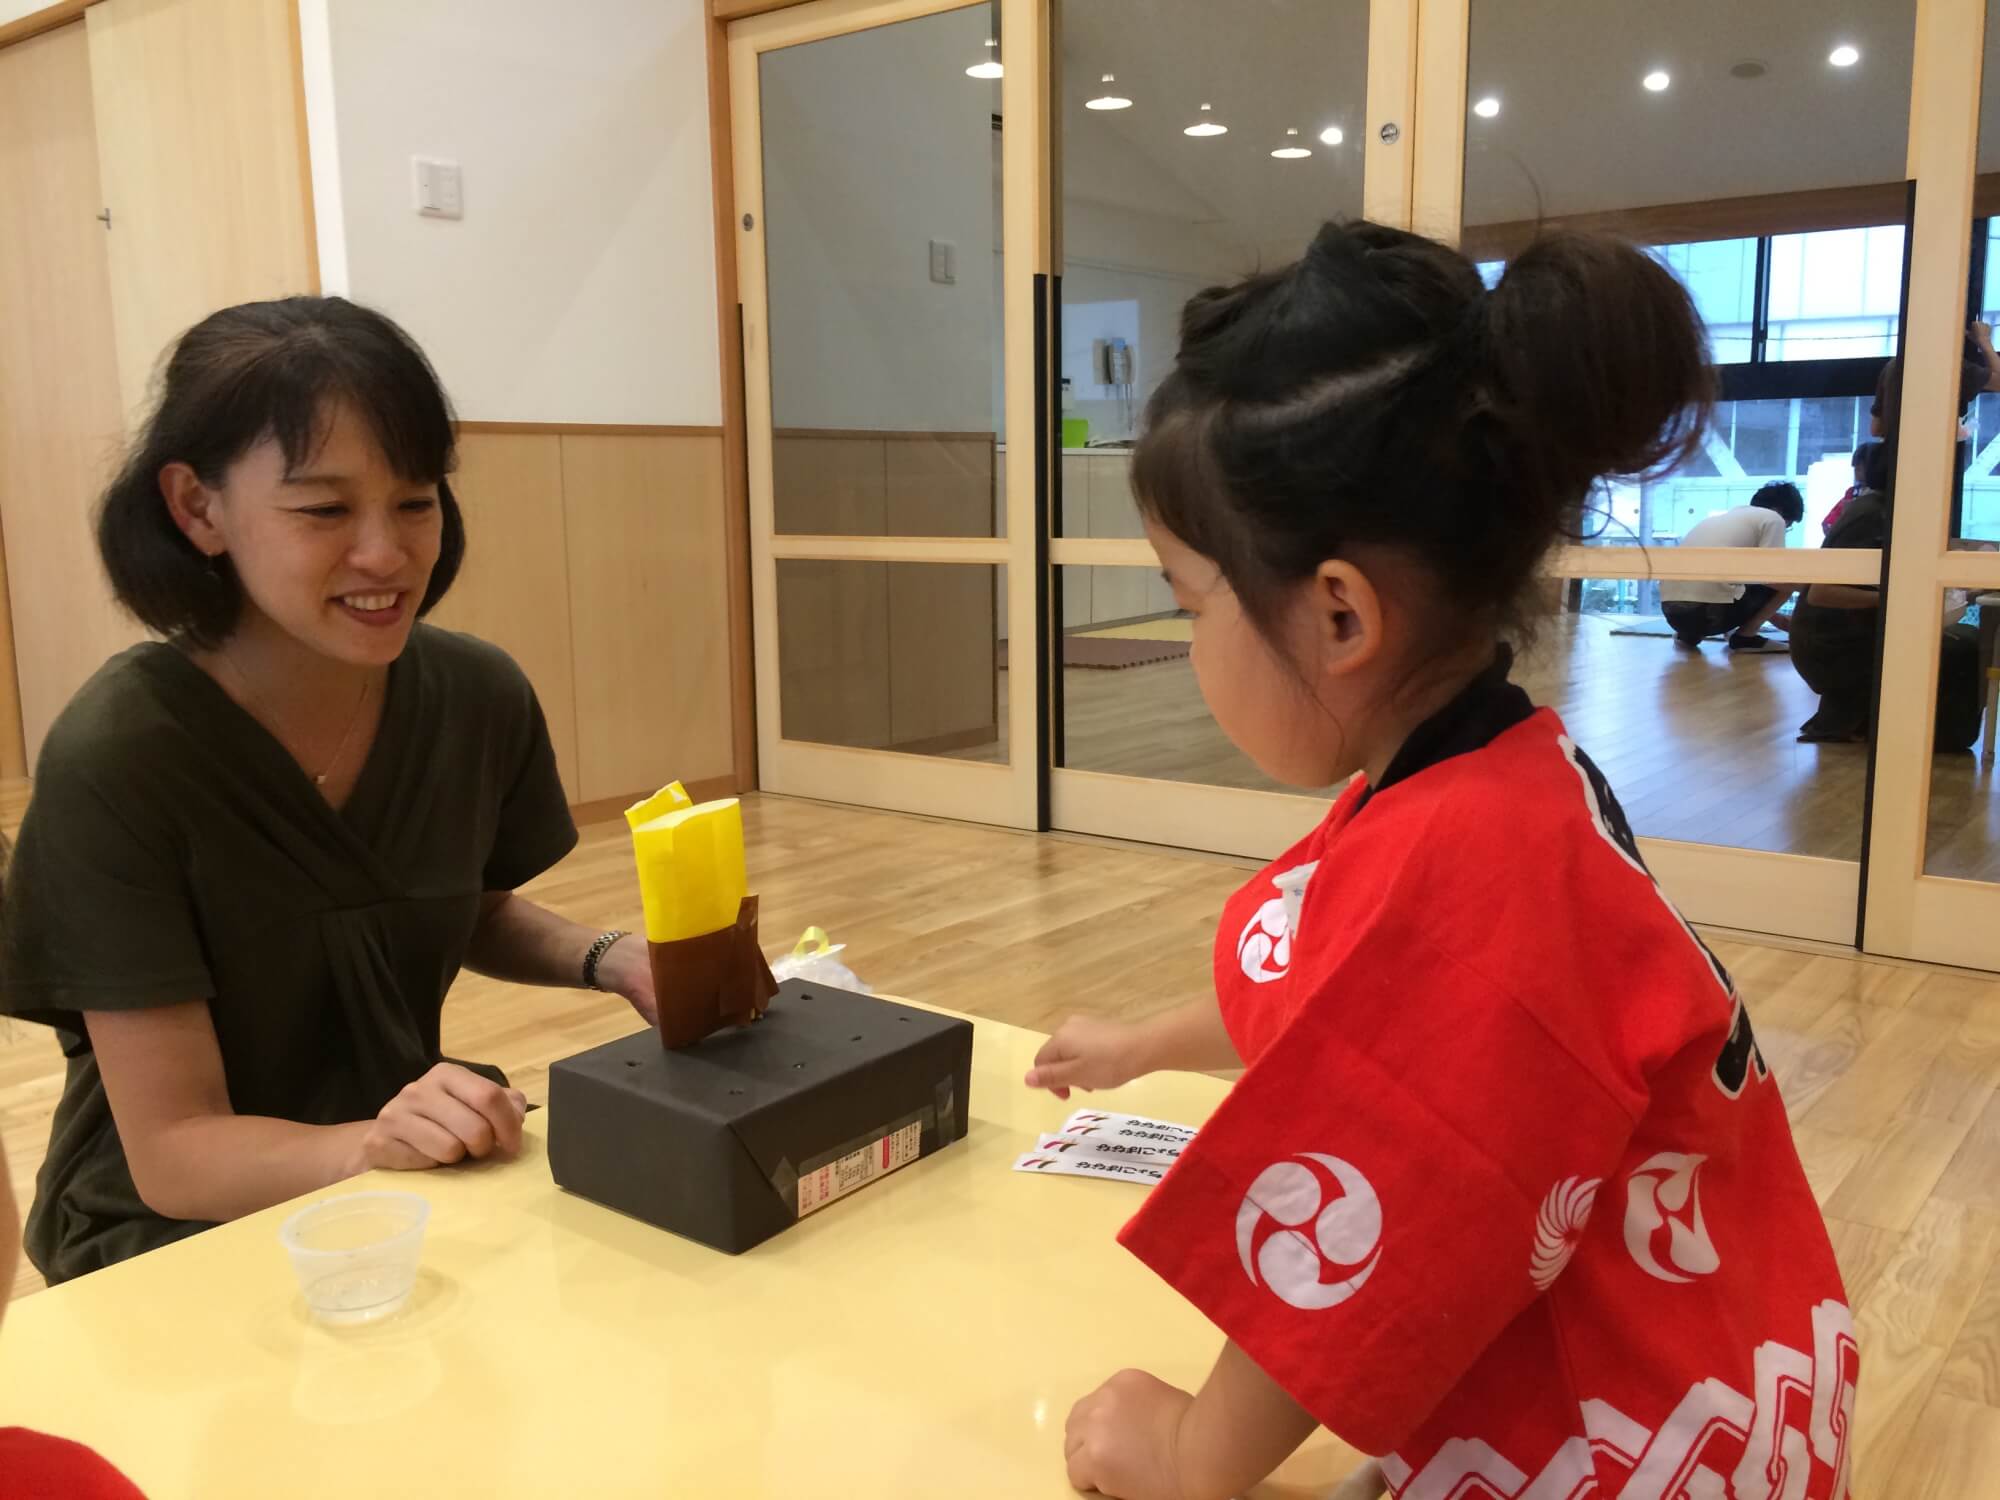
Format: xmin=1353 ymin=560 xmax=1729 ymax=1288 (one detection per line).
xmin=0 ymin=1013 xmax=1358 ymax=1498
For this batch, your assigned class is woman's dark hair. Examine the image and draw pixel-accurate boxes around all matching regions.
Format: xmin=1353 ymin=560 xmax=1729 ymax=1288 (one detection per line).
xmin=96 ymin=296 xmax=464 ymax=649
xmin=1750 ymin=481 xmax=1806 ymax=527
xmin=1133 ymin=221 xmax=1713 ymax=651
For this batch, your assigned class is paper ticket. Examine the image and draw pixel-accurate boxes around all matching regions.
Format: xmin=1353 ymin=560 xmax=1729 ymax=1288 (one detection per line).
xmin=1012 ymin=1150 xmax=1169 ymax=1185
xmin=1058 ymin=1109 xmax=1198 ymax=1148
xmin=1036 ymin=1132 xmax=1186 ymax=1164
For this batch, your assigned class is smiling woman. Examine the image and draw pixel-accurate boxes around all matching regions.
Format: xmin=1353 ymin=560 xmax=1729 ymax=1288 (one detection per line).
xmin=0 ymin=297 xmax=662 ymax=1287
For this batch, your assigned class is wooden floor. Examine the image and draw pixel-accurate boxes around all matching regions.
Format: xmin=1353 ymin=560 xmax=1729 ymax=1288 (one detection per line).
xmin=1050 ymin=612 xmax=2000 ymax=877
xmin=7 ymin=789 xmax=2000 ymax=1490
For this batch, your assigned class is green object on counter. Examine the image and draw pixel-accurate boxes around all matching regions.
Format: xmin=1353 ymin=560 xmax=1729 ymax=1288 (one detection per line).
xmin=1062 ymin=416 xmax=1089 ymax=449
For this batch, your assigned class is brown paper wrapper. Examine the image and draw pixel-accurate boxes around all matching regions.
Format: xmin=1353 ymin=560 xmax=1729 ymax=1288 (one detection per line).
xmin=648 ymin=895 xmax=780 ymax=1049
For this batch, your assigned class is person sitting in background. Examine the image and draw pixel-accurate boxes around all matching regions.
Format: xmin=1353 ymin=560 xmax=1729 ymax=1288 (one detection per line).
xmin=1869 ymin=321 xmax=2000 ymax=447
xmin=1790 ymin=479 xmax=1887 ymax=743
xmin=0 ymin=297 xmax=662 ymax=1288
xmin=1797 ymin=332 xmax=2000 ymax=745
xmin=1658 ymin=482 xmax=1804 ymax=650
xmin=1821 ymin=440 xmax=1879 ymax=540
xmin=1790 ymin=446 xmax=1986 ymax=748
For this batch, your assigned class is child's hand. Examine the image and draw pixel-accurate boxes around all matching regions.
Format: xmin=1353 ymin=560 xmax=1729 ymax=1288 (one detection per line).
xmin=1064 ymin=1368 xmax=1194 ymax=1500
xmin=1025 ymin=1016 xmax=1149 ymax=1099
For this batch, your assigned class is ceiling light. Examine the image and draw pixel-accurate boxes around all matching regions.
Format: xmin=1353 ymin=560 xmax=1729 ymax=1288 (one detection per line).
xmin=965 ymin=39 xmax=1003 ymax=80
xmin=1085 ymin=74 xmax=1131 ymax=110
xmin=1829 ymin=44 xmax=1859 ymax=67
xmin=1643 ymin=70 xmax=1670 ymax=92
xmin=1183 ymin=102 xmax=1227 ymax=137
xmin=1271 ymin=127 xmax=1312 ymax=160
xmin=1319 ymin=125 xmax=1344 ymax=146
xmin=1472 ymin=95 xmax=1501 ymax=119
xmin=1730 ymin=59 xmax=1769 ymax=80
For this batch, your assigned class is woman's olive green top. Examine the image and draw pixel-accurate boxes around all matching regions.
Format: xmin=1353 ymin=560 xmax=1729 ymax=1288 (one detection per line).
xmin=1 ymin=625 xmax=577 ymax=1283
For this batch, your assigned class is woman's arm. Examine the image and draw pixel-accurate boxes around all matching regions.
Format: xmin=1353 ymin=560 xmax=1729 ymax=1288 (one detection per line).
xmin=462 ymin=892 xmax=657 ymax=1023
xmin=87 ymin=1003 xmax=525 ymax=1224
xmin=1065 ymin=1341 xmax=1321 ymax=1500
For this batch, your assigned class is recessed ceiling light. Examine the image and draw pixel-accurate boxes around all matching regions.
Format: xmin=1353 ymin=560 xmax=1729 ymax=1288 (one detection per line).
xmin=965 ymin=39 xmax=1003 ymax=80
xmin=1643 ymin=70 xmax=1670 ymax=92
xmin=1829 ymin=44 xmax=1859 ymax=67
xmin=1473 ymin=96 xmax=1501 ymax=119
xmin=1271 ymin=127 xmax=1312 ymax=160
xmin=1183 ymin=102 xmax=1227 ymax=137
xmin=1319 ymin=125 xmax=1344 ymax=147
xmin=1085 ymin=73 xmax=1131 ymax=110
xmin=1730 ymin=59 xmax=1769 ymax=80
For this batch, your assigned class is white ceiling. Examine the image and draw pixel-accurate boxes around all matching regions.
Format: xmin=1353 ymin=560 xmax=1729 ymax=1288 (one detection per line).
xmin=1057 ymin=0 xmax=2000 ymax=266
xmin=1060 ymin=0 xmax=1367 ymax=266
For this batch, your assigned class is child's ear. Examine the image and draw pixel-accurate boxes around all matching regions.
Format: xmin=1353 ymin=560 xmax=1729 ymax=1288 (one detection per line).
xmin=1311 ymin=560 xmax=1386 ymax=675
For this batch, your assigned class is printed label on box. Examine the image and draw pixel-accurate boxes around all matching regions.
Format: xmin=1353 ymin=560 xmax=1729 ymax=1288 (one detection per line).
xmin=797 ymin=1120 xmax=923 ymax=1218
xmin=1013 ymin=1150 xmax=1169 ymax=1185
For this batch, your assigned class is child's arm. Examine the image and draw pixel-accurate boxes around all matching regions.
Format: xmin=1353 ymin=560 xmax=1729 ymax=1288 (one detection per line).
xmin=1025 ymin=998 xmax=1239 ymax=1098
xmin=1064 ymin=1340 xmax=1321 ymax=1500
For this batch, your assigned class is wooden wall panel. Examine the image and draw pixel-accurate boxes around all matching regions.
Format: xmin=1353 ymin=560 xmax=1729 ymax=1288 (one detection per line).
xmin=775 ymin=559 xmax=892 ymax=749
xmin=771 ymin=435 xmax=884 ymax=535
xmin=0 ymin=21 xmax=139 ymax=771
xmin=561 ymin=434 xmax=734 ymax=803
xmin=884 ymin=437 xmax=994 ymax=537
xmin=887 ymin=563 xmax=996 ymax=750
xmin=86 ymin=0 xmax=314 ymax=423
xmin=427 ymin=433 xmax=580 ymax=801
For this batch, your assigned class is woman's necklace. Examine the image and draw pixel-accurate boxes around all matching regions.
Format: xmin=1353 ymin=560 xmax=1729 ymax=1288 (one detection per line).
xmin=222 ymin=650 xmax=374 ymax=789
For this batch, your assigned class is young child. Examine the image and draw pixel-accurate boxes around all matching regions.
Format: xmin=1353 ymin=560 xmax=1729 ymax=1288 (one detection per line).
xmin=1029 ymin=222 xmax=1855 ymax=1499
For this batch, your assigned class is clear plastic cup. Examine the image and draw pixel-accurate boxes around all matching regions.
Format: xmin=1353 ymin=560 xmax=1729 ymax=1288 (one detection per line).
xmin=279 ymin=1191 xmax=430 ymax=1325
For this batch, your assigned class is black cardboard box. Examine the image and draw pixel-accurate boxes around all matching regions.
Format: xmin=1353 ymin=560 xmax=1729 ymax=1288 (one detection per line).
xmin=547 ymin=979 xmax=973 ymax=1253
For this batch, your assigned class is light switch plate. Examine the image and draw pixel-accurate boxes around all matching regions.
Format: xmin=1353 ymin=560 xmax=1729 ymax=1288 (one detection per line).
xmin=929 ymin=238 xmax=956 ymax=285
xmin=414 ymin=157 xmax=464 ymax=219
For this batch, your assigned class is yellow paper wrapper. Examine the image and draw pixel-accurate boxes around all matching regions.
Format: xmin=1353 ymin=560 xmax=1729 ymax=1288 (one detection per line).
xmin=625 ymin=786 xmax=749 ymax=944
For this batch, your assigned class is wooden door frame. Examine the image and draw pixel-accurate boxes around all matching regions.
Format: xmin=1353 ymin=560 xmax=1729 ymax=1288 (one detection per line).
xmin=726 ymin=0 xmax=1045 ymax=829
xmin=1410 ymin=0 xmax=2000 ymax=965
xmin=1859 ymin=0 xmax=1998 ymax=969
xmin=1043 ymin=0 xmax=1431 ymax=870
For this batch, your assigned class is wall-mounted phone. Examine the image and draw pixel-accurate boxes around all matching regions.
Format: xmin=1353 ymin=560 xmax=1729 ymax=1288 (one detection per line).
xmin=1093 ymin=337 xmax=1135 ymax=387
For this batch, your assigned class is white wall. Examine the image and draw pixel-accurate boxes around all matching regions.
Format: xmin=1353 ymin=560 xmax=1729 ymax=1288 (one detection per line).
xmin=0 ymin=1 xmax=51 ymax=24
xmin=298 ymin=0 xmax=720 ymax=426
xmin=760 ymin=6 xmax=998 ymax=433
xmin=1060 ymin=201 xmax=1236 ymax=444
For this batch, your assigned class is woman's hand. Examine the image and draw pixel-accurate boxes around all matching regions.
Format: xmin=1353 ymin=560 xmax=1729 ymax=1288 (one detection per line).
xmin=592 ymin=934 xmax=659 ymax=1026
xmin=1025 ymin=1016 xmax=1152 ymax=1100
xmin=1065 ymin=1369 xmax=1195 ymax=1500
xmin=362 ymin=1063 xmax=528 ymax=1171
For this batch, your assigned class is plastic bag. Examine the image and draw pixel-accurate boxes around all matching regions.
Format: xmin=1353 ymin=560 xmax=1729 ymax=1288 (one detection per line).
xmin=769 ymin=927 xmax=872 ymax=994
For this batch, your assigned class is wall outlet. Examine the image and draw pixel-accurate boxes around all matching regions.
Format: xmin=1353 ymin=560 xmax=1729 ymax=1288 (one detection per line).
xmin=929 ymin=239 xmax=957 ymax=285
xmin=414 ymin=157 xmax=464 ymax=219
